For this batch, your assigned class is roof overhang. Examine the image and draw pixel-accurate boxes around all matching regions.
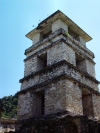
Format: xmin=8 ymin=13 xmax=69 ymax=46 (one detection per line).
xmin=26 ymin=10 xmax=92 ymax=42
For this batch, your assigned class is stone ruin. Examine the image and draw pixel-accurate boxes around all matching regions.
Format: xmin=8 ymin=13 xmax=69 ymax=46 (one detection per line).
xmin=15 ymin=10 xmax=100 ymax=133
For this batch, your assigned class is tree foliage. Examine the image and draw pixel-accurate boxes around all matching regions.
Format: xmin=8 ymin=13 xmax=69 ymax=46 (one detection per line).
xmin=1 ymin=94 xmax=18 ymax=118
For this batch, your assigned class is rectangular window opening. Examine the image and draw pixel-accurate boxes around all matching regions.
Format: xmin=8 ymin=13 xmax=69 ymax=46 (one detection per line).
xmin=43 ymin=31 xmax=52 ymax=39
xmin=68 ymin=27 xmax=78 ymax=39
xmin=76 ymin=53 xmax=86 ymax=72
xmin=37 ymin=53 xmax=47 ymax=70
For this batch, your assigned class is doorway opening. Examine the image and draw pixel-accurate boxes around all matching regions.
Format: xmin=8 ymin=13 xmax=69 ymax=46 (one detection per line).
xmin=82 ymin=90 xmax=94 ymax=117
xmin=35 ymin=91 xmax=45 ymax=117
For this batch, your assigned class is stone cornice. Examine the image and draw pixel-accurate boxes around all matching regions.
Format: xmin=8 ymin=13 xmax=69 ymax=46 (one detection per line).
xmin=18 ymin=73 xmax=66 ymax=95
xmin=17 ymin=73 xmax=100 ymax=96
xmin=17 ymin=60 xmax=100 ymax=96
xmin=20 ymin=60 xmax=99 ymax=84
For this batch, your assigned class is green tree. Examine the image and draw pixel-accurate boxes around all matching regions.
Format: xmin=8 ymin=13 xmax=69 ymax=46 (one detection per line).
xmin=1 ymin=94 xmax=18 ymax=118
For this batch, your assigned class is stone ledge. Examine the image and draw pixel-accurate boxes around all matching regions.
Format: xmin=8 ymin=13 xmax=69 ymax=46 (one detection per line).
xmin=24 ymin=38 xmax=95 ymax=67
xmin=18 ymin=73 xmax=66 ymax=95
xmin=20 ymin=60 xmax=99 ymax=84
xmin=17 ymin=73 xmax=100 ymax=96
xmin=25 ymin=28 xmax=94 ymax=59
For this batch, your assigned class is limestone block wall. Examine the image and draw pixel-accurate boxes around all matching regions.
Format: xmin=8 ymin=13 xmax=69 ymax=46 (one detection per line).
xmin=25 ymin=29 xmax=94 ymax=61
xmin=64 ymin=64 xmax=98 ymax=90
xmin=92 ymin=94 xmax=100 ymax=120
xmin=63 ymin=42 xmax=76 ymax=66
xmin=76 ymin=36 xmax=86 ymax=47
xmin=24 ymin=56 xmax=37 ymax=76
xmin=24 ymin=42 xmax=95 ymax=79
xmin=24 ymin=29 xmax=95 ymax=78
xmin=47 ymin=42 xmax=76 ymax=66
xmin=20 ymin=62 xmax=98 ymax=91
xmin=67 ymin=35 xmax=94 ymax=60
xmin=17 ymin=92 xmax=35 ymax=120
xmin=21 ymin=64 xmax=66 ymax=91
xmin=86 ymin=60 xmax=95 ymax=78
xmin=52 ymin=19 xmax=68 ymax=33
xmin=65 ymin=80 xmax=83 ymax=115
xmin=25 ymin=34 xmax=64 ymax=58
xmin=45 ymin=79 xmax=67 ymax=115
xmin=45 ymin=79 xmax=83 ymax=115
xmin=18 ymin=79 xmax=83 ymax=119
xmin=32 ymin=33 xmax=43 ymax=45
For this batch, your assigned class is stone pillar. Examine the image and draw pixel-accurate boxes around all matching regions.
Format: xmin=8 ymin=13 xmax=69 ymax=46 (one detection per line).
xmin=92 ymin=94 xmax=100 ymax=120
xmin=32 ymin=33 xmax=43 ymax=45
xmin=86 ymin=60 xmax=96 ymax=78
xmin=52 ymin=19 xmax=68 ymax=33
xmin=76 ymin=36 xmax=86 ymax=46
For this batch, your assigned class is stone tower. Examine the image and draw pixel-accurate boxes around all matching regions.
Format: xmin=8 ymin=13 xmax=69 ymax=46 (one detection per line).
xmin=16 ymin=10 xmax=100 ymax=133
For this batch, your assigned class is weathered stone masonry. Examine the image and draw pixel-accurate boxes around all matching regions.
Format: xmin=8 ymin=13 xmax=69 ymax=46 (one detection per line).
xmin=16 ymin=10 xmax=100 ymax=133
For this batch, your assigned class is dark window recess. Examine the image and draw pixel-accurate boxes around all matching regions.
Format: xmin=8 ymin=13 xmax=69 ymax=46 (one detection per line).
xmin=68 ymin=27 xmax=78 ymax=39
xmin=82 ymin=90 xmax=94 ymax=117
xmin=37 ymin=53 xmax=47 ymax=70
xmin=76 ymin=53 xmax=86 ymax=72
xmin=43 ymin=31 xmax=52 ymax=39
xmin=35 ymin=91 xmax=45 ymax=117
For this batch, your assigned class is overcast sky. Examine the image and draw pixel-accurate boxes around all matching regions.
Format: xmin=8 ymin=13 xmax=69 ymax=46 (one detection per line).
xmin=0 ymin=0 xmax=100 ymax=98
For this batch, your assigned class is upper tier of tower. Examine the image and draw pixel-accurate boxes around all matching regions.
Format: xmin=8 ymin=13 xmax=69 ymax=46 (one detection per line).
xmin=26 ymin=10 xmax=92 ymax=47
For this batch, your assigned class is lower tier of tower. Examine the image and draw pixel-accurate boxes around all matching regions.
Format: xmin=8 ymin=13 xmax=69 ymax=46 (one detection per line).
xmin=17 ymin=77 xmax=100 ymax=122
xmin=15 ymin=112 xmax=100 ymax=133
